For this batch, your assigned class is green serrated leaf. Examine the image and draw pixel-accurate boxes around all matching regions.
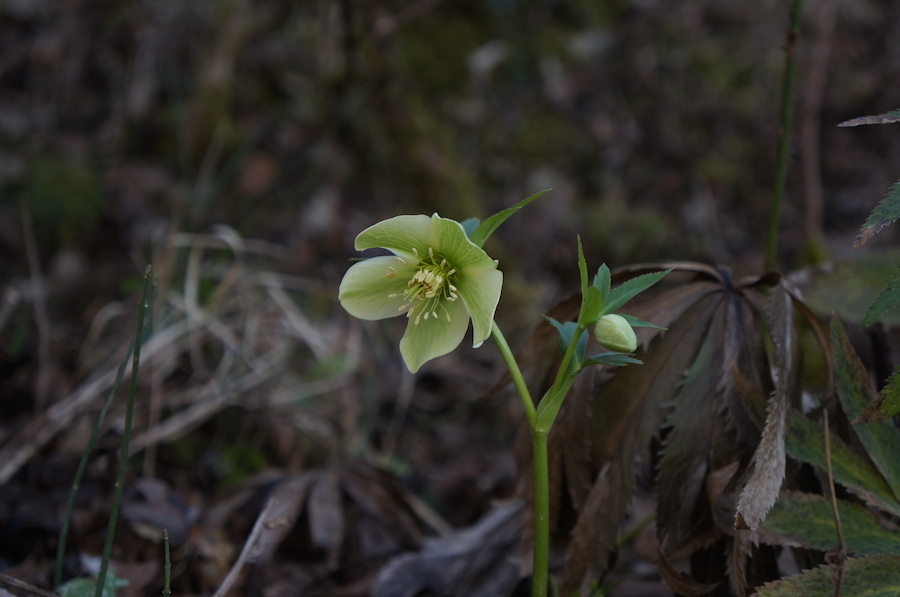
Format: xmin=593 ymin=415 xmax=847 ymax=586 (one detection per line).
xmin=786 ymin=409 xmax=900 ymax=516
xmin=854 ymin=181 xmax=900 ymax=248
xmin=764 ymin=493 xmax=900 ymax=556
xmin=854 ymin=367 xmax=900 ymax=423
xmin=603 ymin=270 xmax=670 ymax=315
xmin=459 ymin=217 xmax=480 ymax=238
xmin=832 ymin=317 xmax=900 ymax=501
xmin=619 ymin=314 xmax=667 ymax=330
xmin=875 ymin=367 xmax=900 ymax=419
xmin=593 ymin=264 xmax=611 ymax=303
xmin=754 ymin=554 xmax=900 ymax=597
xmin=57 ymin=572 xmax=128 ymax=597
xmin=469 ymin=189 xmax=550 ymax=247
xmin=582 ymin=352 xmax=643 ymax=367
xmin=862 ymin=266 xmax=900 ymax=327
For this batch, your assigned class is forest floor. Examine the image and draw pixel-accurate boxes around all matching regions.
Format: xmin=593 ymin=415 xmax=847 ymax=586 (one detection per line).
xmin=1 ymin=1 xmax=898 ymax=596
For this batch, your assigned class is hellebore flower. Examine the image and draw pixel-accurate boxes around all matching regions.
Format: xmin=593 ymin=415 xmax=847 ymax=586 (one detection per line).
xmin=339 ymin=214 xmax=503 ymax=372
xmin=594 ymin=314 xmax=637 ymax=353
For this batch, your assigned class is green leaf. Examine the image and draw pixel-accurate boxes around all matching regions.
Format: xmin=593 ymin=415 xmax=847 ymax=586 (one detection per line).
xmin=764 ymin=492 xmax=900 ymax=556
xmin=545 ymin=317 xmax=587 ymax=371
xmin=854 ymin=367 xmax=900 ymax=423
xmin=579 ymin=286 xmax=604 ymax=326
xmin=786 ymin=409 xmax=900 ymax=517
xmin=754 ymin=554 xmax=900 ymax=597
xmin=58 ymin=572 xmax=128 ymax=597
xmin=862 ymin=266 xmax=900 ymax=327
xmin=603 ymin=270 xmax=671 ymax=315
xmin=854 ymin=181 xmax=900 ymax=248
xmin=469 ymin=189 xmax=550 ymax=247
xmin=832 ymin=317 xmax=900 ymax=501
xmin=577 ymin=236 xmax=589 ymax=297
xmin=459 ymin=217 xmax=480 ymax=238
xmin=592 ymin=264 xmax=611 ymax=303
xmin=582 ymin=352 xmax=643 ymax=367
xmin=619 ymin=314 xmax=667 ymax=329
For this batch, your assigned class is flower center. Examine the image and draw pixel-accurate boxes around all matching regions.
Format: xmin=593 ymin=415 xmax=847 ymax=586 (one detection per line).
xmin=388 ymin=247 xmax=458 ymax=324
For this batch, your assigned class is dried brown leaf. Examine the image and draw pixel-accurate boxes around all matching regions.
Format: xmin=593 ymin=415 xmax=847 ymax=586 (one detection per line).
xmin=837 ymin=112 xmax=900 ymax=127
xmin=308 ymin=470 xmax=345 ymax=569
xmin=372 ymin=502 xmax=523 ymax=597
xmin=212 ymin=475 xmax=312 ymax=597
xmin=340 ymin=464 xmax=425 ymax=550
xmin=563 ymin=462 xmax=627 ymax=597
xmin=657 ymin=550 xmax=721 ymax=596
xmin=561 ymin=292 xmax=723 ymax=594
xmin=656 ymin=300 xmax=731 ymax=551
xmin=735 ymin=283 xmax=793 ymax=531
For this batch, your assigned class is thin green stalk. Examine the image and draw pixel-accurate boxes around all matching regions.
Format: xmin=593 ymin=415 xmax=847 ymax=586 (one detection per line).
xmin=765 ymin=0 xmax=803 ymax=272
xmin=532 ymin=430 xmax=550 ymax=597
xmin=94 ymin=267 xmax=155 ymax=597
xmin=491 ymin=321 xmax=536 ymax=428
xmin=55 ymin=341 xmax=135 ymax=588
xmin=163 ymin=529 xmax=172 ymax=597
xmin=536 ymin=324 xmax=585 ymax=431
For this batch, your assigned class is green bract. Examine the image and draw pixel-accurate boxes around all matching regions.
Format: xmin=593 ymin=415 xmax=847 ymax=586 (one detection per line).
xmin=339 ymin=213 xmax=503 ymax=373
xmin=593 ymin=314 xmax=637 ymax=353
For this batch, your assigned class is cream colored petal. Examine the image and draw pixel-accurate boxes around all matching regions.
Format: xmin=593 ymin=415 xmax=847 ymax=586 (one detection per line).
xmin=339 ymin=256 xmax=413 ymax=320
xmin=399 ymin=299 xmax=469 ymax=373
xmin=454 ymin=266 xmax=503 ymax=346
xmin=355 ymin=215 xmax=437 ymax=261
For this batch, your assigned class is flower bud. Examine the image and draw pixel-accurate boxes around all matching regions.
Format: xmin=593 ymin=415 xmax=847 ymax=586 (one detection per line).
xmin=594 ymin=314 xmax=637 ymax=353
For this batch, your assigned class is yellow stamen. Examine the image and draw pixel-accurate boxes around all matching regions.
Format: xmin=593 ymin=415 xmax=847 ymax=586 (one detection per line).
xmin=387 ymin=246 xmax=460 ymax=326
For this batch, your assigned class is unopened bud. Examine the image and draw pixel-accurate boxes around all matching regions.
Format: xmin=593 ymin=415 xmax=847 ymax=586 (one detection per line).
xmin=594 ymin=314 xmax=637 ymax=353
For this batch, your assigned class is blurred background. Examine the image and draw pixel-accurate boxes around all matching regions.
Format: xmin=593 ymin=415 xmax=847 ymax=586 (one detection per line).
xmin=1 ymin=0 xmax=899 ymax=595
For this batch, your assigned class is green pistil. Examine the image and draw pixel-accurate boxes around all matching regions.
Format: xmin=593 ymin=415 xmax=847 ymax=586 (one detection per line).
xmin=387 ymin=247 xmax=458 ymax=324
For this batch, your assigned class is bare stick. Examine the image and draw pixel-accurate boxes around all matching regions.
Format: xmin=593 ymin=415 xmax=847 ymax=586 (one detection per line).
xmin=823 ymin=416 xmax=846 ymax=597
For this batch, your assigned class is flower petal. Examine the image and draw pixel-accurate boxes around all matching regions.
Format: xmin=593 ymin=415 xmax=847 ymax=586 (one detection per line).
xmin=455 ymin=266 xmax=503 ymax=346
xmin=339 ymin=256 xmax=412 ymax=320
xmin=399 ymin=299 xmax=469 ymax=373
xmin=355 ymin=215 xmax=437 ymax=259
xmin=431 ymin=214 xmax=499 ymax=269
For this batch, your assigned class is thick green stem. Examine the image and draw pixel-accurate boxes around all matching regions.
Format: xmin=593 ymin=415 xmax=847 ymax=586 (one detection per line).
xmin=491 ymin=321 xmax=536 ymax=429
xmin=532 ymin=429 xmax=550 ymax=597
xmin=765 ymin=0 xmax=803 ymax=272
xmin=492 ymin=321 xmax=585 ymax=597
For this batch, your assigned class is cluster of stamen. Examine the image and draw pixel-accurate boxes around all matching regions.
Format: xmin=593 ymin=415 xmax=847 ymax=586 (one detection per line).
xmin=387 ymin=247 xmax=458 ymax=324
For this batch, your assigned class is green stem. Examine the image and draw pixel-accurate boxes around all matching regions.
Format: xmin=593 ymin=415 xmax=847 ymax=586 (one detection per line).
xmin=492 ymin=321 xmax=585 ymax=597
xmin=536 ymin=324 xmax=585 ymax=431
xmin=532 ymin=429 xmax=550 ymax=597
xmin=94 ymin=267 xmax=155 ymax=597
xmin=163 ymin=529 xmax=172 ymax=597
xmin=491 ymin=321 xmax=536 ymax=429
xmin=55 ymin=340 xmax=135 ymax=588
xmin=764 ymin=0 xmax=803 ymax=273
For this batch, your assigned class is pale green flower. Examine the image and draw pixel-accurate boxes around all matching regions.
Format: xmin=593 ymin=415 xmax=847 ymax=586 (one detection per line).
xmin=339 ymin=213 xmax=503 ymax=372
xmin=593 ymin=314 xmax=637 ymax=353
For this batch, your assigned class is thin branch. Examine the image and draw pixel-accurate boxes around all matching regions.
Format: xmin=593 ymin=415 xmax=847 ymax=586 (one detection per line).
xmin=765 ymin=0 xmax=803 ymax=272
xmin=823 ymin=416 xmax=846 ymax=597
